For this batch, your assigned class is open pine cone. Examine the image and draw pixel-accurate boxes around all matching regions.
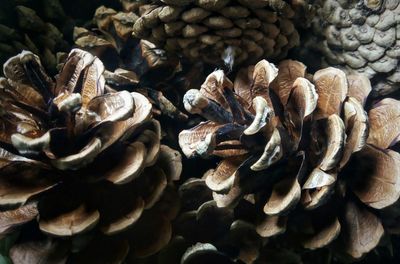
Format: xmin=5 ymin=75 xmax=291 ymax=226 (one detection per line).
xmin=131 ymin=0 xmax=303 ymax=67
xmin=179 ymin=59 xmax=400 ymax=261
xmin=0 ymin=49 xmax=182 ymax=263
xmin=305 ymin=0 xmax=400 ymax=96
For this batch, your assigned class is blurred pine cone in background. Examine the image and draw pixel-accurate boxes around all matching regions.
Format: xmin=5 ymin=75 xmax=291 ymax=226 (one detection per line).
xmin=301 ymin=0 xmax=400 ymax=97
xmin=0 ymin=49 xmax=182 ymax=263
xmin=179 ymin=59 xmax=400 ymax=262
xmin=0 ymin=0 xmax=71 ymax=74
xmin=0 ymin=0 xmax=123 ymax=74
xmin=131 ymin=0 xmax=311 ymax=67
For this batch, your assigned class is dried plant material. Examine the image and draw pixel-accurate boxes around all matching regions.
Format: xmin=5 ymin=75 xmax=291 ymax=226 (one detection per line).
xmin=263 ymin=153 xmax=306 ymax=215
xmin=39 ymin=205 xmax=100 ymax=236
xmin=340 ymin=97 xmax=369 ymax=168
xmin=74 ymin=6 xmax=190 ymax=124
xmin=251 ymin=60 xmax=278 ymax=101
xmin=101 ymin=196 xmax=144 ymax=235
xmin=318 ymin=114 xmax=345 ymax=171
xmin=263 ymin=176 xmax=301 ymax=215
xmin=244 ymin=97 xmax=273 ymax=136
xmin=157 ymin=145 xmax=182 ymax=181
xmin=367 ymin=98 xmax=400 ymax=149
xmin=284 ymin=77 xmax=318 ymax=147
xmin=0 ymin=165 xmax=55 ymax=207
xmin=132 ymin=0 xmax=303 ymax=66
xmin=200 ymin=70 xmax=233 ymax=109
xmin=10 ymin=239 xmax=68 ymax=264
xmin=0 ymin=203 xmax=38 ymax=237
xmin=184 ymin=89 xmax=233 ymax=124
xmin=250 ymin=128 xmax=282 ymax=171
xmin=179 ymin=58 xmax=400 ymax=260
xmin=179 ymin=121 xmax=223 ymax=158
xmin=271 ymin=60 xmax=307 ymax=105
xmin=302 ymin=216 xmax=341 ymax=250
xmin=288 ymin=205 xmax=343 ymax=251
xmin=350 ymin=145 xmax=400 ymax=209
xmin=228 ymin=220 xmax=261 ymax=263
xmin=0 ymin=1 xmax=70 ymax=73
xmin=313 ymin=67 xmax=348 ymax=119
xmin=256 ymin=215 xmax=287 ymax=238
xmin=346 ymin=74 xmax=372 ymax=106
xmin=205 ymin=156 xmax=246 ymax=192
xmin=304 ymin=0 xmax=400 ymax=96
xmin=174 ymin=179 xmax=261 ymax=263
xmin=336 ymin=201 xmax=384 ymax=259
xmin=103 ymin=141 xmax=147 ymax=184
xmin=233 ymin=66 xmax=254 ymax=109
xmin=0 ymin=49 xmax=182 ymax=261
xmin=181 ymin=243 xmax=235 ymax=264
xmin=302 ymin=175 xmax=336 ymax=210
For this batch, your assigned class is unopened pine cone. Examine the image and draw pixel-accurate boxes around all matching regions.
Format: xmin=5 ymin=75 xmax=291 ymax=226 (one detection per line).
xmin=304 ymin=0 xmax=400 ymax=96
xmin=0 ymin=49 xmax=182 ymax=263
xmin=131 ymin=0 xmax=304 ymax=67
xmin=179 ymin=59 xmax=400 ymax=261
xmin=0 ymin=0 xmax=73 ymax=74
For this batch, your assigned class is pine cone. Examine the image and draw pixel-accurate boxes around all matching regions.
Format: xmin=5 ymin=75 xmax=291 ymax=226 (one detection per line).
xmin=74 ymin=4 xmax=211 ymax=145
xmin=0 ymin=49 xmax=182 ymax=263
xmin=306 ymin=0 xmax=400 ymax=96
xmin=74 ymin=5 xmax=181 ymax=87
xmin=0 ymin=0 xmax=74 ymax=74
xmin=131 ymin=0 xmax=302 ymax=67
xmin=179 ymin=59 xmax=400 ymax=261
xmin=75 ymin=5 xmax=198 ymax=117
